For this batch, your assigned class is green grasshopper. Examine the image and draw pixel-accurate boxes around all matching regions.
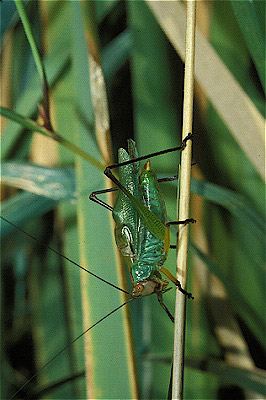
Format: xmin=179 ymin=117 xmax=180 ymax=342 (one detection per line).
xmin=1 ymin=135 xmax=194 ymax=399
xmin=90 ymin=135 xmax=195 ymax=321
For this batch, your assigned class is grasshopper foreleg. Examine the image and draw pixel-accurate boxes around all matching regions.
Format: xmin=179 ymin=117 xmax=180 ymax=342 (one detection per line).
xmin=90 ymin=177 xmax=180 ymax=211
xmin=167 ymin=219 xmax=196 ymax=248
xmin=167 ymin=219 xmax=196 ymax=226
xmin=95 ymin=133 xmax=195 ymax=208
xmin=105 ymin=133 xmax=194 ymax=171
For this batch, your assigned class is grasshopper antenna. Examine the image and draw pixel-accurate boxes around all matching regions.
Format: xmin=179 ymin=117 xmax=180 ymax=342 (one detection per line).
xmin=0 ymin=216 xmax=129 ymax=296
xmin=8 ymin=297 xmax=134 ymax=400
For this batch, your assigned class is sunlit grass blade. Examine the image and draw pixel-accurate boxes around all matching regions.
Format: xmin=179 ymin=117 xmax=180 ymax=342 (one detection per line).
xmin=1 ymin=162 xmax=76 ymax=201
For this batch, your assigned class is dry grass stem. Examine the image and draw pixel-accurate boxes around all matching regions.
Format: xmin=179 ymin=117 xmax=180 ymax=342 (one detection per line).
xmin=172 ymin=2 xmax=196 ymax=399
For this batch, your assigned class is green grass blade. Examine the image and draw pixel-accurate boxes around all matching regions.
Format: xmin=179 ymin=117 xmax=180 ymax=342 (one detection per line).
xmin=231 ymin=0 xmax=265 ymax=92
xmin=102 ymin=29 xmax=132 ymax=81
xmin=186 ymin=356 xmax=266 ymax=395
xmin=190 ymin=243 xmax=264 ymax=344
xmin=190 ymin=178 xmax=265 ymax=241
xmin=1 ymin=193 xmax=57 ymax=238
xmin=14 ymin=0 xmax=44 ymax=85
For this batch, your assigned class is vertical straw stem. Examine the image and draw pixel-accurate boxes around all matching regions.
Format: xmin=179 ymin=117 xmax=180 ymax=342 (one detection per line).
xmin=172 ymin=2 xmax=196 ymax=399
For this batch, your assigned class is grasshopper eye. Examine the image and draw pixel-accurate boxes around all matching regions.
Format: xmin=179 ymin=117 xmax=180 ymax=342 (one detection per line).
xmin=131 ymin=280 xmax=157 ymax=298
xmin=131 ymin=283 xmax=145 ymax=297
xmin=134 ymin=283 xmax=144 ymax=293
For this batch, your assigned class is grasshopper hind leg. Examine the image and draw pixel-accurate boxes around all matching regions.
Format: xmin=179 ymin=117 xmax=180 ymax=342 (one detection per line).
xmin=89 ymin=187 xmax=118 ymax=211
xmin=156 ymin=292 xmax=175 ymax=323
xmin=160 ymin=267 xmax=194 ymax=299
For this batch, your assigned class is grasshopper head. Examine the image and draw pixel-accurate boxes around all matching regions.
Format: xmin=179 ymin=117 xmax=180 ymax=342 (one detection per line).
xmin=131 ymin=278 xmax=169 ymax=298
xmin=131 ymin=280 xmax=157 ymax=297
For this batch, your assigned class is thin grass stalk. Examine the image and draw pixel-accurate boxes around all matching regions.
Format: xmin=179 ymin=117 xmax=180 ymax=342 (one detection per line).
xmin=14 ymin=0 xmax=44 ymax=85
xmin=172 ymin=2 xmax=196 ymax=399
xmin=14 ymin=0 xmax=53 ymax=131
